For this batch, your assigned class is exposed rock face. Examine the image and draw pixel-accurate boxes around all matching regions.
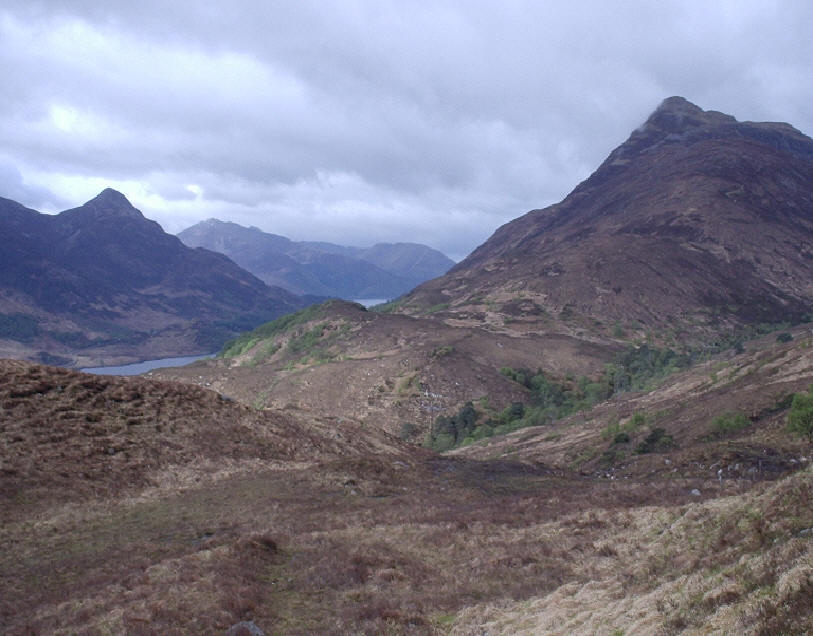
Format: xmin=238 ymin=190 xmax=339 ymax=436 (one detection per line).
xmin=0 ymin=189 xmax=306 ymax=366
xmin=178 ymin=218 xmax=454 ymax=298
xmin=402 ymin=97 xmax=813 ymax=342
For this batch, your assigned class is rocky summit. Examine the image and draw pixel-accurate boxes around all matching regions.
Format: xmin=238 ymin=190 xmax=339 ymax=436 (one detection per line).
xmin=400 ymin=97 xmax=813 ymax=345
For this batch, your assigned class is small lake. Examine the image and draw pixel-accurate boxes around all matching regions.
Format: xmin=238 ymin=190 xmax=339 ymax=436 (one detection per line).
xmin=81 ymin=353 xmax=214 ymax=376
xmin=81 ymin=301 xmax=388 ymax=375
xmin=353 ymin=298 xmax=389 ymax=308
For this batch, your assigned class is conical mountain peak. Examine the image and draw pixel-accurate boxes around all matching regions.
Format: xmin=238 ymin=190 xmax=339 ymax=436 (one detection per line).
xmin=92 ymin=187 xmax=129 ymax=203
xmin=599 ymin=96 xmax=810 ymax=168
xmin=642 ymin=96 xmax=736 ymax=134
xmin=81 ymin=188 xmax=143 ymax=218
xmin=608 ymin=97 xmax=736 ymax=160
xmin=407 ymin=96 xmax=813 ymax=339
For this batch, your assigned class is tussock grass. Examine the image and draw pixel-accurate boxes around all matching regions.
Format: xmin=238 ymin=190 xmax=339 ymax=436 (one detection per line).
xmin=449 ymin=466 xmax=813 ymax=635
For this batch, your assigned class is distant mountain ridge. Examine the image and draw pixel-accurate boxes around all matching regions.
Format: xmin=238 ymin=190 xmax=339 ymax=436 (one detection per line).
xmin=400 ymin=96 xmax=813 ymax=342
xmin=178 ymin=219 xmax=454 ymax=299
xmin=0 ymin=189 xmax=305 ymax=366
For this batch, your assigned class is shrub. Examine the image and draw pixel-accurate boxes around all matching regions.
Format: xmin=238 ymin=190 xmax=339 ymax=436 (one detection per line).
xmin=470 ymin=424 xmax=494 ymax=440
xmin=430 ymin=345 xmax=454 ymax=358
xmin=635 ymin=427 xmax=674 ymax=454
xmin=399 ymin=421 xmax=418 ymax=440
xmin=425 ymin=402 xmax=480 ymax=451
xmin=429 ymin=432 xmax=456 ymax=452
xmin=787 ymin=386 xmax=813 ymax=438
xmin=776 ymin=332 xmax=793 ymax=343
xmin=506 ymin=402 xmax=525 ymax=420
xmin=613 ymin=432 xmax=630 ymax=444
xmin=710 ymin=411 xmax=750 ymax=437
xmin=629 ymin=412 xmax=647 ymax=429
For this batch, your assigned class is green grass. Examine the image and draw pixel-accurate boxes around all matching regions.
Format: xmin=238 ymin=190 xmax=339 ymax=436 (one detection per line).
xmin=249 ymin=341 xmax=281 ymax=366
xmin=787 ymin=385 xmax=813 ymax=438
xmin=220 ymin=302 xmax=332 ymax=358
xmin=287 ymin=323 xmax=327 ymax=354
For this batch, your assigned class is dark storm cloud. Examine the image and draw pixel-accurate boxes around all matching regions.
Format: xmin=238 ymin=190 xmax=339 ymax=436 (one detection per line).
xmin=1 ymin=1 xmax=812 ymax=260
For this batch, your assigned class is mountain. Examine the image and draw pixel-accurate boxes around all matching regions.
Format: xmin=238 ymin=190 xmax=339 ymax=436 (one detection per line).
xmin=158 ymin=97 xmax=813 ymax=443
xmin=177 ymin=219 xmax=454 ymax=299
xmin=400 ymin=97 xmax=813 ymax=344
xmin=0 ymin=189 xmax=306 ymax=366
xmin=355 ymin=242 xmax=457 ymax=290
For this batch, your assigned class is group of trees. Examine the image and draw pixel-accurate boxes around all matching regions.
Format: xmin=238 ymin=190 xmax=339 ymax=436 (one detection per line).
xmin=426 ymin=400 xmax=531 ymax=452
xmin=426 ymin=342 xmax=813 ymax=453
xmin=426 ymin=343 xmax=694 ymax=452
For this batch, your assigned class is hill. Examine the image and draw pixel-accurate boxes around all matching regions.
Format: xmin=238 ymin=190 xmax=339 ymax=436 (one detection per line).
xmin=152 ymin=299 xmax=612 ymax=440
xmin=178 ymin=219 xmax=454 ymax=298
xmin=0 ymin=190 xmax=306 ymax=367
xmin=399 ymin=97 xmax=813 ymax=345
xmin=3 ymin=333 xmax=813 ymax=634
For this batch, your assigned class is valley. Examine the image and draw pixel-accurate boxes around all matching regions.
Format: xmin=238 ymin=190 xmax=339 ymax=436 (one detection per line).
xmin=3 ymin=97 xmax=813 ymax=634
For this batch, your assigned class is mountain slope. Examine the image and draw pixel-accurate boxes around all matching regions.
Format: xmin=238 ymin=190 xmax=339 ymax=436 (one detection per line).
xmin=356 ymin=241 xmax=456 ymax=289
xmin=400 ymin=97 xmax=813 ymax=343
xmin=0 ymin=189 xmax=305 ymax=366
xmin=152 ymin=299 xmax=612 ymax=439
xmin=178 ymin=218 xmax=454 ymax=298
xmin=0 ymin=358 xmax=415 ymax=510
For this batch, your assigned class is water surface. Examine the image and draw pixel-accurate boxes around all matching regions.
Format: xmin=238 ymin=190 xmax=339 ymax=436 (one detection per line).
xmin=81 ymin=353 xmax=214 ymax=376
xmin=353 ymin=298 xmax=389 ymax=308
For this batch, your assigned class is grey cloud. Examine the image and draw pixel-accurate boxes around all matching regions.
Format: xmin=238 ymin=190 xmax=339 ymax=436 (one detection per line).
xmin=0 ymin=156 xmax=64 ymax=210
xmin=1 ymin=1 xmax=812 ymax=260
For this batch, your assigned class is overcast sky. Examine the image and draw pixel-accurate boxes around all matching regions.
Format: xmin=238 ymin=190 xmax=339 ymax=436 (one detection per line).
xmin=2 ymin=1 xmax=812 ymax=261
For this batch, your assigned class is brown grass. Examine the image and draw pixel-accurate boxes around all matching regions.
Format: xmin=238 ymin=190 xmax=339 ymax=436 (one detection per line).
xmin=3 ymin=355 xmax=813 ymax=634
